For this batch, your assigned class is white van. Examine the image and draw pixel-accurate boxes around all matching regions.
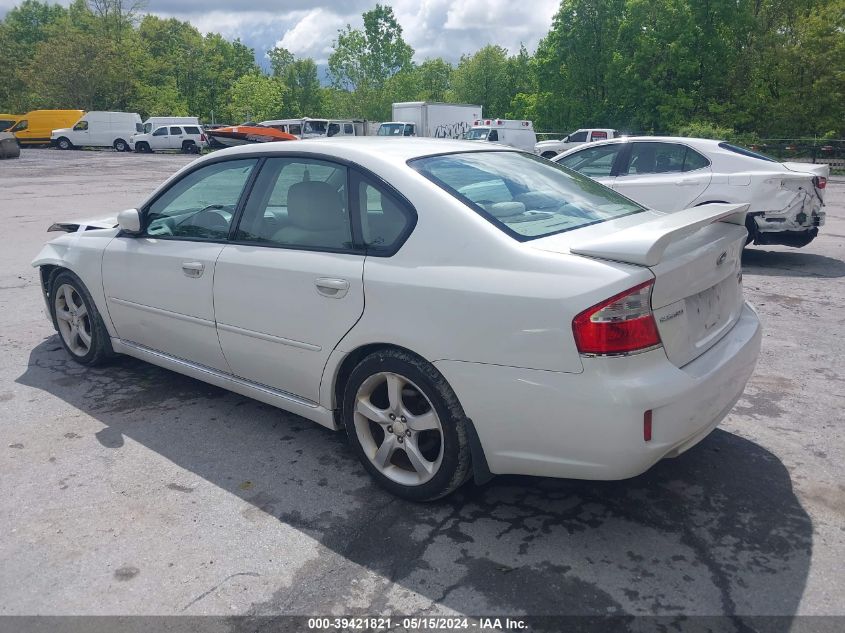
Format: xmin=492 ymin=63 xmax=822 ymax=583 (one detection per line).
xmin=51 ymin=111 xmax=142 ymax=151
xmin=141 ymin=116 xmax=200 ymax=135
xmin=465 ymin=119 xmax=537 ymax=152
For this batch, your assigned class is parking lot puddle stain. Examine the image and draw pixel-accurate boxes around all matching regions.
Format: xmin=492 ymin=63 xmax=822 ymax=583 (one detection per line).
xmin=114 ymin=566 xmax=140 ymax=581
xmin=167 ymin=483 xmax=194 ymax=493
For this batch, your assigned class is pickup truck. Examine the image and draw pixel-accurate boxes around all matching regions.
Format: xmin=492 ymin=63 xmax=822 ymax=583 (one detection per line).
xmin=535 ymin=128 xmax=619 ymax=158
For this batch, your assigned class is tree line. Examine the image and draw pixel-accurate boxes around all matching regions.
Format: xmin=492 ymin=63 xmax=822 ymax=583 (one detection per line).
xmin=1 ymin=0 xmax=842 ymax=138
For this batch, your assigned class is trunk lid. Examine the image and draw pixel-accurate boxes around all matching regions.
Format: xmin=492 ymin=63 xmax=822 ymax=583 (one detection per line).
xmin=782 ymin=161 xmax=830 ymax=179
xmin=531 ymin=203 xmax=749 ymax=367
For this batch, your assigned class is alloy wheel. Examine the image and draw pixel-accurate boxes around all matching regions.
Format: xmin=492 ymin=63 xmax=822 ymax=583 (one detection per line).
xmin=54 ymin=284 xmax=92 ymax=357
xmin=353 ymin=371 xmax=444 ymax=486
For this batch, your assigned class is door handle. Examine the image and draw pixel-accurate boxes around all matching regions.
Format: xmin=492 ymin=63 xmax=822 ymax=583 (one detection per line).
xmin=315 ymin=277 xmax=350 ymax=298
xmin=676 ymin=178 xmax=698 ymax=185
xmin=182 ymin=261 xmax=204 ymax=278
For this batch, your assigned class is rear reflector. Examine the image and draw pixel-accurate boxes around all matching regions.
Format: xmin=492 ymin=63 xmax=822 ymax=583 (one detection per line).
xmin=644 ymin=410 xmax=653 ymax=442
xmin=572 ymin=280 xmax=662 ymax=355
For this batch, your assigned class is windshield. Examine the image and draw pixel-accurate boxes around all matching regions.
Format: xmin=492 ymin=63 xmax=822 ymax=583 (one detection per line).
xmin=410 ymin=151 xmax=645 ymax=241
xmin=718 ymin=142 xmax=778 ymax=163
xmin=378 ymin=123 xmax=406 ymax=136
xmin=464 ymin=128 xmax=489 ymax=141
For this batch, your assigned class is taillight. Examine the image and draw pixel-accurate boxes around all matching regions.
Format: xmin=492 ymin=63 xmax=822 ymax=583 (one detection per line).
xmin=813 ymin=176 xmax=827 ymax=190
xmin=200 ymin=133 xmax=207 ymax=142
xmin=572 ymin=280 xmax=662 ymax=356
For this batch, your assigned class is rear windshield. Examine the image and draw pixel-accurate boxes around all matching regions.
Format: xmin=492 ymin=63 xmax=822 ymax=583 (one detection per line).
xmin=410 ymin=151 xmax=645 ymax=241
xmin=718 ymin=142 xmax=778 ymax=163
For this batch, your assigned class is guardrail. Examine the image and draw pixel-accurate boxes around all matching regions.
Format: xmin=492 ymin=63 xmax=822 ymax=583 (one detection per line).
xmin=751 ymin=139 xmax=845 ymax=167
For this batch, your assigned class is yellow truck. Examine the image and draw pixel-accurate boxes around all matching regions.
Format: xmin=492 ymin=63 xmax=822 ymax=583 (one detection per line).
xmin=9 ymin=110 xmax=84 ymax=146
xmin=0 ymin=113 xmax=21 ymax=132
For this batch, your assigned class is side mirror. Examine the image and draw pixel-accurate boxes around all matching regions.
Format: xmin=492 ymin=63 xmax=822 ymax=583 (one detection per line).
xmin=117 ymin=208 xmax=141 ymax=233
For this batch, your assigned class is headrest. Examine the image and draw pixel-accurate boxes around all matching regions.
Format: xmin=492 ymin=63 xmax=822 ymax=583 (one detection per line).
xmin=288 ymin=181 xmax=344 ymax=230
xmin=488 ymin=201 xmax=526 ymax=218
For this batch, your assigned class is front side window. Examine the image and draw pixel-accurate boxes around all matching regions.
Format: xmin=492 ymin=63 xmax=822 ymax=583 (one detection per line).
xmin=403 ymin=124 xmax=414 ymax=136
xmin=235 ymin=158 xmax=352 ymax=251
xmin=145 ymin=159 xmax=257 ymax=240
xmin=10 ymin=120 xmax=27 ymax=132
xmin=568 ymin=131 xmax=588 ymax=143
xmin=288 ymin=124 xmax=302 ymax=135
xmin=410 ymin=151 xmax=644 ymax=241
xmin=344 ymin=123 xmax=354 ymax=135
xmin=152 ymin=127 xmax=168 ymax=137
xmin=73 ymin=120 xmax=88 ymax=131
xmin=556 ymin=144 xmax=621 ymax=178
xmin=356 ymin=175 xmax=413 ymax=254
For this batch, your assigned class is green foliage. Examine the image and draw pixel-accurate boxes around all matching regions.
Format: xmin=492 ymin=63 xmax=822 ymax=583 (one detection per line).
xmin=226 ymin=73 xmax=286 ymax=122
xmin=268 ymin=46 xmax=322 ymax=117
xmin=0 ymin=0 xmax=841 ymax=138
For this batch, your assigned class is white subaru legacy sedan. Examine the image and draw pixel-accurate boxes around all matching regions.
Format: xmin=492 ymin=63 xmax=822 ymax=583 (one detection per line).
xmin=33 ymin=138 xmax=761 ymax=501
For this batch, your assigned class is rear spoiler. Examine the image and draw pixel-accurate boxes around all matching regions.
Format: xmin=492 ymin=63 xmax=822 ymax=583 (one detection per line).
xmin=570 ymin=203 xmax=749 ymax=267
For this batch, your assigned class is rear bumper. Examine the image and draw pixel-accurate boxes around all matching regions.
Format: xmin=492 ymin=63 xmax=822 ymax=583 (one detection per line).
xmin=435 ymin=302 xmax=761 ymax=480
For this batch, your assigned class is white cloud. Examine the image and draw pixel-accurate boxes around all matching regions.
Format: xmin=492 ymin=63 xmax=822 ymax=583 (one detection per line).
xmin=276 ymin=8 xmax=352 ymax=64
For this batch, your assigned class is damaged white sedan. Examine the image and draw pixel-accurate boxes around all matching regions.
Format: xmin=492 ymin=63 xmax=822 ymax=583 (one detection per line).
xmin=33 ymin=139 xmax=761 ymax=501
xmin=555 ymin=137 xmax=828 ymax=247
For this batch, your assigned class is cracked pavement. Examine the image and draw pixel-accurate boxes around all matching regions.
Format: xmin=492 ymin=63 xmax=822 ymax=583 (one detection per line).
xmin=0 ymin=151 xmax=843 ymax=629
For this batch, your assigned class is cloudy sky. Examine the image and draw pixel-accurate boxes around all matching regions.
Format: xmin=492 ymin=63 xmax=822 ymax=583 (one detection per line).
xmin=0 ymin=0 xmax=560 ymax=68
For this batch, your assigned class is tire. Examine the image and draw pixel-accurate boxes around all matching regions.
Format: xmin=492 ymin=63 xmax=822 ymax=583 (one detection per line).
xmin=342 ymin=348 xmax=471 ymax=501
xmin=135 ymin=141 xmax=150 ymax=153
xmin=49 ymin=270 xmax=114 ymax=366
xmin=56 ymin=137 xmax=72 ymax=150
xmin=541 ymin=151 xmax=558 ymax=159
xmin=181 ymin=140 xmax=197 ymax=154
xmin=113 ymin=138 xmax=128 ymax=152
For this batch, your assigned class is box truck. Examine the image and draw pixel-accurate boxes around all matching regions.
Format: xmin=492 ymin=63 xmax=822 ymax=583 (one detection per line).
xmin=9 ymin=110 xmax=84 ymax=146
xmin=51 ymin=111 xmax=143 ymax=151
xmin=378 ymin=102 xmax=482 ymax=139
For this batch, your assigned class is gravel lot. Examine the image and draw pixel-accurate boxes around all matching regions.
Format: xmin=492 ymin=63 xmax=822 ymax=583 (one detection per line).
xmin=1 ymin=150 xmax=843 ymax=628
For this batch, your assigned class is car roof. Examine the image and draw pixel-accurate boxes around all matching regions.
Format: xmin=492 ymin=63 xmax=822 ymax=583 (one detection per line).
xmin=555 ymin=136 xmax=725 ymax=157
xmin=195 ymin=137 xmax=517 ymax=164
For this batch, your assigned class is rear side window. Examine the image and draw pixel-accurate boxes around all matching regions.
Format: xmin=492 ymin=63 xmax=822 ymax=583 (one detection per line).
xmin=556 ymin=144 xmax=621 ymax=178
xmin=170 ymin=127 xmax=182 ymax=135
xmin=355 ymin=174 xmax=414 ymax=254
xmin=184 ymin=126 xmax=200 ymax=135
xmin=624 ymin=142 xmax=710 ymax=174
xmin=683 ymin=148 xmax=710 ymax=171
xmin=235 ymin=157 xmax=352 ymax=251
xmin=411 ymin=151 xmax=644 ymax=241
xmin=718 ymin=142 xmax=777 ymax=163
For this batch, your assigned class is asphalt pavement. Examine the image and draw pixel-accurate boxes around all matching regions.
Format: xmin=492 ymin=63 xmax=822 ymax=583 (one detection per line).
xmin=0 ymin=150 xmax=843 ymax=631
